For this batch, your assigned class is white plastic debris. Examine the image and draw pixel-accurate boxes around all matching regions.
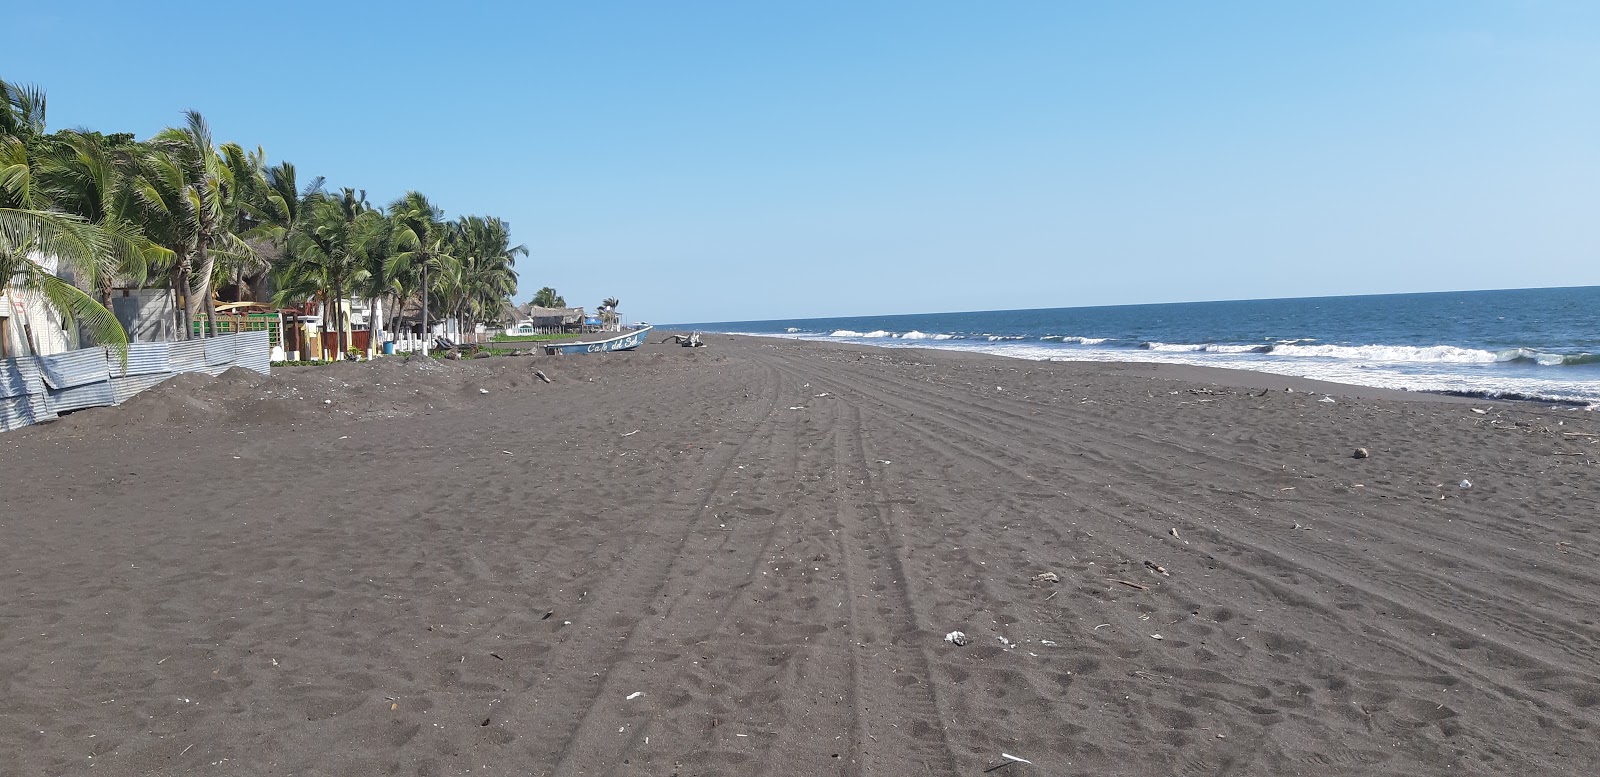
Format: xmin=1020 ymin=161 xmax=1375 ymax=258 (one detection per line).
xmin=1001 ymin=753 xmax=1034 ymax=765
xmin=323 ymin=399 xmax=332 ymax=405
xmin=944 ymin=631 xmax=970 ymax=646
xmin=1459 ymin=479 xmax=1472 ymax=489
xmin=1471 ymin=408 xmax=1487 ymax=415
xmin=479 ymin=388 xmax=489 ymax=395
xmin=626 ymin=691 xmax=643 ymax=700
xmin=1319 ymin=396 xmax=1336 ymax=403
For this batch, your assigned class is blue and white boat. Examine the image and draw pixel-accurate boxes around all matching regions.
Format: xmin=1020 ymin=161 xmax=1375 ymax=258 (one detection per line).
xmin=543 ymin=326 xmax=652 ymax=355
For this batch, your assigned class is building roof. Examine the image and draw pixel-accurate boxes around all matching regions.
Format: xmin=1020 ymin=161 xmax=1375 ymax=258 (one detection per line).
xmin=518 ymin=305 xmax=586 ymax=323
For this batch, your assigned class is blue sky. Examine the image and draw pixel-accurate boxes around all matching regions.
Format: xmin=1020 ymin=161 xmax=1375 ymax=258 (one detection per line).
xmin=11 ymin=1 xmax=1599 ymax=323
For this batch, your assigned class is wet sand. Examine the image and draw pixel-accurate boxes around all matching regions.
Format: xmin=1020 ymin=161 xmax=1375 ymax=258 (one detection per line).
xmin=2 ymin=334 xmax=1598 ymax=775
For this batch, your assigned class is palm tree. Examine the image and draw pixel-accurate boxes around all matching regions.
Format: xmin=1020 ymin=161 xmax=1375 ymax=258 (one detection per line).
xmin=234 ymin=152 xmax=323 ymax=302
xmin=1 ymin=79 xmax=127 ymax=352
xmin=445 ymin=215 xmax=523 ymax=336
xmin=598 ymin=297 xmax=621 ymax=329
xmin=532 ymin=286 xmax=564 ymax=308
xmin=0 ymin=141 xmax=126 ymax=351
xmin=387 ymin=191 xmax=452 ymax=353
xmin=0 ymin=79 xmax=46 ymax=141
xmin=352 ymin=206 xmax=395 ymax=349
xmin=272 ymin=188 xmax=382 ymax=356
xmin=143 ymin=110 xmax=254 ymax=337
xmin=37 ymin=130 xmax=168 ymax=307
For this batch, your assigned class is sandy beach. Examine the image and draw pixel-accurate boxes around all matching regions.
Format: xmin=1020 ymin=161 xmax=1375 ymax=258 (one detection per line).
xmin=2 ymin=334 xmax=1598 ymax=776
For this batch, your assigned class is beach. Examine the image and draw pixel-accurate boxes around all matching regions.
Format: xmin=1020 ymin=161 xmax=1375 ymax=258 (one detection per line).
xmin=2 ymin=334 xmax=1598 ymax=775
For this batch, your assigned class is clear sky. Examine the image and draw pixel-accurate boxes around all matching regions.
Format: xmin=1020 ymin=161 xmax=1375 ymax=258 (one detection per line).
xmin=10 ymin=1 xmax=1599 ymax=323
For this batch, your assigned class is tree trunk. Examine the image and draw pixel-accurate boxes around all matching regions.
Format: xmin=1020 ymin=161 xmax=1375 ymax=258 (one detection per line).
xmin=175 ymin=252 xmax=194 ymax=341
xmin=168 ymin=281 xmax=183 ymax=341
xmin=333 ymin=282 xmax=346 ymax=357
xmin=194 ymin=238 xmax=217 ymax=338
xmin=420 ymin=260 xmax=429 ymax=355
xmin=390 ymin=294 xmax=403 ymax=347
xmin=369 ymin=295 xmax=383 ymax=354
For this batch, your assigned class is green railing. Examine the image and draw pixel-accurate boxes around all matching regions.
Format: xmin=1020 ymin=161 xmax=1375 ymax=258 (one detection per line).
xmin=191 ymin=313 xmax=282 ymax=348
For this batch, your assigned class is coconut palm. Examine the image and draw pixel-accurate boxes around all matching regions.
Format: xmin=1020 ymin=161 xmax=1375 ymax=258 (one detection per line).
xmin=37 ymin=130 xmax=169 ymax=306
xmin=532 ymin=286 xmax=564 ymax=308
xmin=0 ymin=140 xmax=126 ymax=351
xmin=1 ymin=79 xmax=127 ymax=352
xmin=272 ymin=189 xmax=380 ymax=355
xmin=386 ymin=191 xmax=453 ymax=353
xmin=597 ymin=297 xmax=621 ymax=328
xmin=7 ymin=78 xmax=531 ymax=358
xmin=142 ymin=110 xmax=255 ymax=337
xmin=0 ymin=79 xmax=46 ymax=141
xmin=233 ymin=152 xmax=323 ymax=301
xmin=444 ymin=215 xmax=523 ymax=335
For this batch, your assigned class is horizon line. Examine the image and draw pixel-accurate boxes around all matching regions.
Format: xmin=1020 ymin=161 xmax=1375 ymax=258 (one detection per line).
xmin=663 ymin=283 xmax=1600 ymax=326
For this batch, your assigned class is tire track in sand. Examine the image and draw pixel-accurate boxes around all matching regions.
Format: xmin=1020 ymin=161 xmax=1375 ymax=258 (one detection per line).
xmin=817 ymin=385 xmax=962 ymax=773
xmin=797 ymin=355 xmax=1600 ymax=696
xmin=504 ymin=363 xmax=787 ymax=773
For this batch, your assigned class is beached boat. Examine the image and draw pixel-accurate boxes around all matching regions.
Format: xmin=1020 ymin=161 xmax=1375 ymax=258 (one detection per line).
xmin=543 ymin=326 xmax=653 ymax=355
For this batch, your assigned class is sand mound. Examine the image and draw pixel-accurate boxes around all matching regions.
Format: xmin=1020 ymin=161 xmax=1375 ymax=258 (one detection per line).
xmin=40 ymin=349 xmax=669 ymax=436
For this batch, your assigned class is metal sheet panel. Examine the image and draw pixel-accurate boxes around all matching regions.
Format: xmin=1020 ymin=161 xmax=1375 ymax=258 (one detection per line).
xmin=204 ymin=335 xmax=237 ymax=365
xmin=38 ymin=348 xmax=111 ymax=390
xmin=0 ymin=356 xmax=48 ymax=399
xmin=168 ymin=340 xmax=207 ymax=373
xmin=235 ymin=330 xmax=271 ymax=374
xmin=115 ymin=342 xmax=172 ymax=377
xmin=0 ymin=357 xmax=37 ymax=400
xmin=45 ymin=380 xmax=116 ymax=413
xmin=0 ymin=395 xmax=50 ymax=432
xmin=111 ymin=373 xmax=172 ymax=404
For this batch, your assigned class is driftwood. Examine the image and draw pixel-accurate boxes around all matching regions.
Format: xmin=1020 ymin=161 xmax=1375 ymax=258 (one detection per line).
xmin=659 ymin=332 xmax=706 ymax=347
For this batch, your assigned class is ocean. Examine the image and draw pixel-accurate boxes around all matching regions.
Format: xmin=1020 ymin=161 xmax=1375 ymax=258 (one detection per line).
xmin=671 ymin=286 xmax=1600 ymax=406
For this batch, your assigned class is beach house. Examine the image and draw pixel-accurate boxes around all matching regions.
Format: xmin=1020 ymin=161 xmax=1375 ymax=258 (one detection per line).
xmin=506 ymin=304 xmax=587 ymax=335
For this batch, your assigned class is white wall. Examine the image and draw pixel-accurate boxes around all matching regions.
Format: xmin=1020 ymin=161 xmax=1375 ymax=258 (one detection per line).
xmin=1 ymin=287 xmax=77 ymax=357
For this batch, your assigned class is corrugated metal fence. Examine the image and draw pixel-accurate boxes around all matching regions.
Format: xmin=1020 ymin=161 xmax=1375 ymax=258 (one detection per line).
xmin=0 ymin=330 xmax=270 ymax=433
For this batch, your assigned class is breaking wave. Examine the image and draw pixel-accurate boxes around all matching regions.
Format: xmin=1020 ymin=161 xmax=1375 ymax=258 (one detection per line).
xmin=1495 ymin=349 xmax=1600 ymax=367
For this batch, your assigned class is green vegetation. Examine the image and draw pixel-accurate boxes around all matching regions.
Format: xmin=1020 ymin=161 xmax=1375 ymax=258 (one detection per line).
xmin=270 ymin=359 xmax=332 ymax=367
xmin=491 ymin=333 xmax=584 ymax=342
xmin=428 ymin=347 xmax=521 ymax=359
xmin=531 ymin=287 xmax=565 ymax=308
xmin=2 ymin=77 xmax=529 ymax=354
